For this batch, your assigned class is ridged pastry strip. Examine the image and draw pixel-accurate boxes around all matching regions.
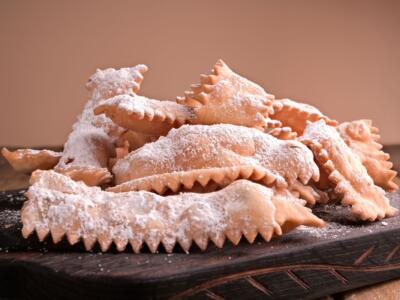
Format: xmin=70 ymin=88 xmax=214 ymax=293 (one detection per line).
xmin=300 ymin=120 xmax=397 ymax=221
xmin=22 ymin=171 xmax=324 ymax=253
xmin=337 ymin=120 xmax=398 ymax=192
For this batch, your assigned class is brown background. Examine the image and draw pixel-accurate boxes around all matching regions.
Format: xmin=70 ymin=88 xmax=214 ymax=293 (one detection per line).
xmin=0 ymin=0 xmax=399 ymax=147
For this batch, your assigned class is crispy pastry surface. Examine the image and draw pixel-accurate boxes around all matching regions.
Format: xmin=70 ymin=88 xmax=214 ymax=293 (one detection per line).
xmin=55 ymin=65 xmax=148 ymax=186
xmin=289 ymin=180 xmax=329 ymax=206
xmin=271 ymin=99 xmax=337 ymax=135
xmin=22 ymin=171 xmax=324 ymax=253
xmin=178 ymin=60 xmax=277 ymax=129
xmin=10 ymin=60 xmax=400 ymax=256
xmin=300 ymin=120 xmax=397 ymax=221
xmin=94 ymin=95 xmax=193 ymax=136
xmin=265 ymin=126 xmax=298 ymax=140
xmin=1 ymin=148 xmax=61 ymax=173
xmin=110 ymin=124 xmax=319 ymax=192
xmin=116 ymin=130 xmax=159 ymax=152
xmin=337 ymin=120 xmax=398 ymax=192
xmin=94 ymin=60 xmax=282 ymax=138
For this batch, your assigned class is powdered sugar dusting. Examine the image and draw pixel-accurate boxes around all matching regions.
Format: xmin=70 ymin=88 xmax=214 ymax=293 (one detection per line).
xmin=296 ymin=223 xmax=349 ymax=239
xmin=301 ymin=120 xmax=375 ymax=189
xmin=56 ymin=65 xmax=147 ymax=171
xmin=13 ymin=149 xmax=61 ymax=158
xmin=113 ymin=124 xmax=319 ymax=185
xmin=301 ymin=120 xmax=342 ymax=145
xmin=23 ymin=171 xmax=283 ymax=251
xmin=87 ymin=65 xmax=148 ymax=100
xmin=100 ymin=94 xmax=193 ymax=117
xmin=190 ymin=62 xmax=275 ymax=128
xmin=300 ymin=120 xmax=396 ymax=221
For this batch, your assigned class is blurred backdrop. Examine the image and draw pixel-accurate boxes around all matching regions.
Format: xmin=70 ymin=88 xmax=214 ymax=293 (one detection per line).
xmin=0 ymin=0 xmax=399 ymax=146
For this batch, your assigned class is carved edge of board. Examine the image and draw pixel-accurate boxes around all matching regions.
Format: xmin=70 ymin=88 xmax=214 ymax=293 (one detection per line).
xmin=171 ymin=262 xmax=400 ymax=299
xmin=1 ymin=247 xmax=400 ymax=300
xmin=171 ymin=243 xmax=400 ymax=299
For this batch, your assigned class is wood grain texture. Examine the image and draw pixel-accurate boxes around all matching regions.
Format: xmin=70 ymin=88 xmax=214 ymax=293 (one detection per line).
xmin=343 ymin=279 xmax=400 ymax=300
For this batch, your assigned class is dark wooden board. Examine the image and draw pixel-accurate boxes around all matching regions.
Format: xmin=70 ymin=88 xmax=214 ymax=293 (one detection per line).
xmin=1 ymin=190 xmax=400 ymax=300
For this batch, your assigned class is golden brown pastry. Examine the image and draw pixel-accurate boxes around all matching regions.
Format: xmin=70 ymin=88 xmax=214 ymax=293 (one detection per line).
xmin=265 ymin=126 xmax=298 ymax=140
xmin=337 ymin=120 xmax=398 ymax=192
xmin=300 ymin=120 xmax=397 ymax=221
xmin=22 ymin=171 xmax=324 ymax=253
xmin=116 ymin=130 xmax=158 ymax=152
xmin=177 ymin=59 xmax=277 ymax=129
xmin=94 ymin=95 xmax=192 ymax=136
xmin=94 ymin=60 xmax=281 ymax=138
xmin=289 ymin=180 xmax=329 ymax=206
xmin=55 ymin=65 xmax=148 ymax=186
xmin=109 ymin=124 xmax=319 ymax=193
xmin=271 ymin=99 xmax=337 ymax=135
xmin=10 ymin=58 xmax=399 ymax=257
xmin=1 ymin=148 xmax=61 ymax=173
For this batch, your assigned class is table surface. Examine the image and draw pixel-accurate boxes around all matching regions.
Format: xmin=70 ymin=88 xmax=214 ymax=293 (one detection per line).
xmin=1 ymin=145 xmax=399 ymax=300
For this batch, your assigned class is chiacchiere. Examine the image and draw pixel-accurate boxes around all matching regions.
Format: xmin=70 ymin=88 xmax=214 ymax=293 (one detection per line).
xmin=22 ymin=171 xmax=324 ymax=253
xmin=109 ymin=124 xmax=319 ymax=194
xmin=1 ymin=59 xmax=398 ymax=253
xmin=94 ymin=60 xmax=279 ymax=137
xmin=300 ymin=120 xmax=397 ymax=221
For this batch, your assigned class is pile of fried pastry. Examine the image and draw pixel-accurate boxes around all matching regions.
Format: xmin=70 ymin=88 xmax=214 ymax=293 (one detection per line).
xmin=2 ymin=60 xmax=398 ymax=253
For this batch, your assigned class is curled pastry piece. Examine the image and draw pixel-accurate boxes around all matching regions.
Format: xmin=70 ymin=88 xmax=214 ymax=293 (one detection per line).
xmin=111 ymin=124 xmax=319 ymax=193
xmin=55 ymin=123 xmax=114 ymax=186
xmin=109 ymin=140 xmax=130 ymax=169
xmin=1 ymin=148 xmax=61 ymax=173
xmin=116 ymin=130 xmax=158 ymax=152
xmin=337 ymin=120 xmax=398 ymax=192
xmin=55 ymin=65 xmax=148 ymax=186
xmin=109 ymin=130 xmax=159 ymax=171
xmin=266 ymin=126 xmax=297 ymax=140
xmin=94 ymin=95 xmax=194 ymax=136
xmin=272 ymin=188 xmax=324 ymax=233
xmin=271 ymin=99 xmax=337 ymax=135
xmin=110 ymin=166 xmax=279 ymax=194
xmin=300 ymin=120 xmax=397 ymax=221
xmin=95 ymin=60 xmax=280 ymax=138
xmin=21 ymin=171 xmax=324 ymax=253
xmin=314 ymin=162 xmax=333 ymax=191
xmin=177 ymin=59 xmax=277 ymax=129
xmin=289 ymin=180 xmax=329 ymax=206
xmin=86 ymin=64 xmax=148 ymax=99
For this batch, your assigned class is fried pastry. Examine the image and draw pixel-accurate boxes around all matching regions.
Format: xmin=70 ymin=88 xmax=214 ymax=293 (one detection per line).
xmin=337 ymin=120 xmax=398 ymax=192
xmin=7 ymin=58 xmax=399 ymax=256
xmin=300 ymin=120 xmax=397 ymax=221
xmin=314 ymin=162 xmax=333 ymax=190
xmin=1 ymin=148 xmax=61 ymax=173
xmin=55 ymin=65 xmax=148 ymax=186
xmin=94 ymin=94 xmax=193 ymax=136
xmin=177 ymin=59 xmax=277 ymax=129
xmin=289 ymin=180 xmax=329 ymax=206
xmin=271 ymin=99 xmax=337 ymax=135
xmin=109 ymin=130 xmax=159 ymax=168
xmin=86 ymin=65 xmax=148 ymax=100
xmin=21 ymin=171 xmax=324 ymax=253
xmin=95 ymin=60 xmax=280 ymax=138
xmin=110 ymin=124 xmax=319 ymax=193
xmin=116 ymin=130 xmax=158 ymax=152
xmin=265 ymin=126 xmax=298 ymax=140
